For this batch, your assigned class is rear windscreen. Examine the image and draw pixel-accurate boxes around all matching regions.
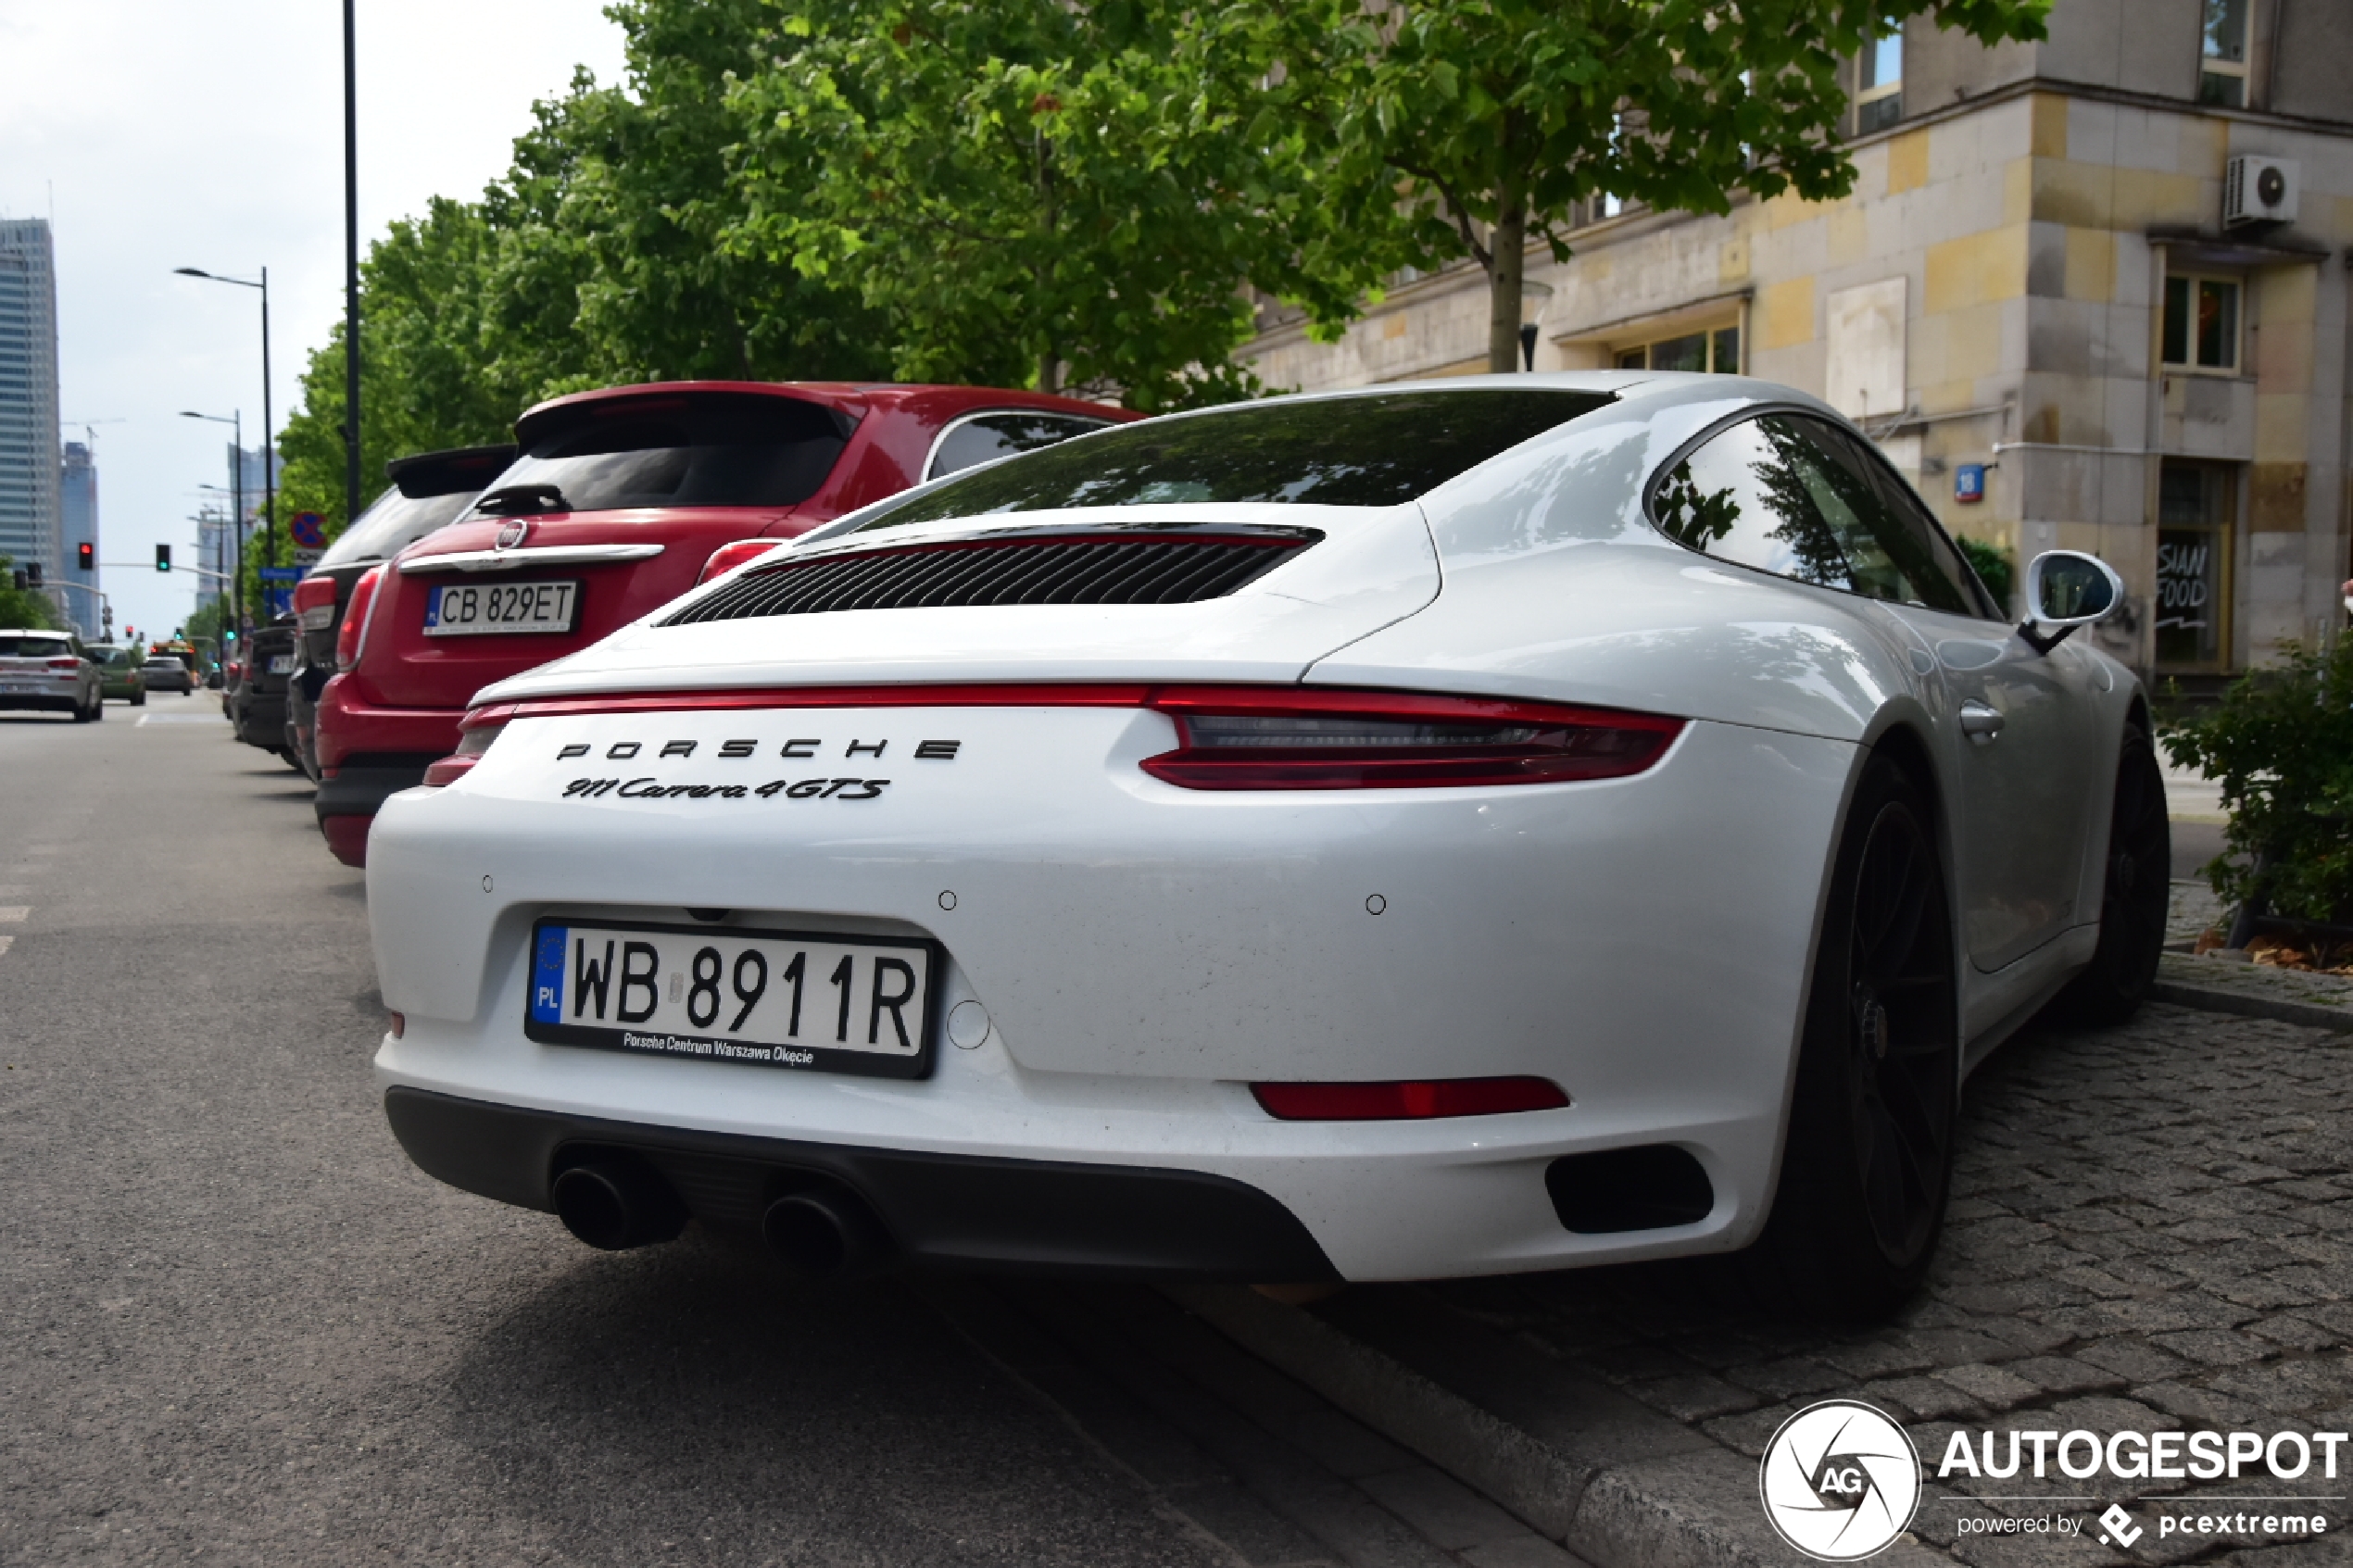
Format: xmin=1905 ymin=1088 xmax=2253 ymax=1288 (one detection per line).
xmin=868 ymin=389 xmax=1613 ymax=529
xmin=0 ymin=636 xmax=71 ymax=659
xmin=483 ymin=395 xmax=850 ymax=518
xmin=317 ymin=486 xmax=483 ymax=570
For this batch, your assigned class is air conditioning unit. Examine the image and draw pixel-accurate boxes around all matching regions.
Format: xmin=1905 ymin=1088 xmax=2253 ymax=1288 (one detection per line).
xmin=2224 ymin=156 xmax=2299 ymax=228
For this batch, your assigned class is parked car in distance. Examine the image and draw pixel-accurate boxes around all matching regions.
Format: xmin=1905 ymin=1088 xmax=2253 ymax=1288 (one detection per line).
xmin=287 ymin=445 xmax=515 ymax=781
xmin=228 ymin=619 xmax=301 ymax=765
xmin=0 ymin=629 xmax=106 ymax=721
xmin=314 ymin=381 xmax=1130 ymax=866
xmin=140 ymin=656 xmax=195 ymax=695
xmin=87 ymin=645 xmax=146 ymax=705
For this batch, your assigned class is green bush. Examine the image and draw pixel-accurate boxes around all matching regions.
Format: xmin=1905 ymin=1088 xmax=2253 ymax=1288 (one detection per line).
xmin=1957 ymin=535 xmax=2013 ymax=615
xmin=2162 ymin=635 xmax=2353 ymax=924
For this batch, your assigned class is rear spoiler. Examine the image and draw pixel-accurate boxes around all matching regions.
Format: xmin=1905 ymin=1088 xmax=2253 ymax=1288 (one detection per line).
xmin=387 ymin=444 xmax=519 ymax=499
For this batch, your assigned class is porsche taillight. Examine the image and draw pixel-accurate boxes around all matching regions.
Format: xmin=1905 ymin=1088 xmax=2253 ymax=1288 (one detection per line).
xmin=336 ymin=565 xmax=385 ymax=671
xmin=697 ymin=539 xmax=779 ymax=584
xmin=1139 ymin=688 xmax=1683 ymax=790
xmin=424 ymin=702 xmax=514 ymax=787
xmin=1251 ymin=1077 xmax=1570 ymax=1120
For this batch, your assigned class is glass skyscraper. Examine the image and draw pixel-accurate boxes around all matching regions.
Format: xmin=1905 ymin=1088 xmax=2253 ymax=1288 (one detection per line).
xmin=0 ymin=220 xmax=60 ymax=590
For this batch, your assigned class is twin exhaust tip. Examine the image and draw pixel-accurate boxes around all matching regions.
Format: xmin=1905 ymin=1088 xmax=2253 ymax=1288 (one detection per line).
xmin=551 ymin=1154 xmax=891 ymax=1278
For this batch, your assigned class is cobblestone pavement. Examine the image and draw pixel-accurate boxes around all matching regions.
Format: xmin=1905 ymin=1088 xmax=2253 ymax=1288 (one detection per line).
xmin=1425 ymin=1004 xmax=2353 ymax=1565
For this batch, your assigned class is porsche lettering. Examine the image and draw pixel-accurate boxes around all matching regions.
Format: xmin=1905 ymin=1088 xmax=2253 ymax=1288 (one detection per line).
xmin=553 ymin=737 xmax=960 ymax=761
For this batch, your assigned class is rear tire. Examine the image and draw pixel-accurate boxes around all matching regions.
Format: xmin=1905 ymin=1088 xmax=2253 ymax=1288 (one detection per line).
xmin=132 ymin=690 xmax=145 ymax=707
xmin=2046 ymin=721 xmax=2169 ymax=1026
xmin=1747 ymin=757 xmax=1959 ymax=1322
xmin=71 ymin=696 xmax=94 ymax=724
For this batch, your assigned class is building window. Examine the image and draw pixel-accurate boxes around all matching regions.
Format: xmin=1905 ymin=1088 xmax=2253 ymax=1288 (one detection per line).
xmin=2161 ymin=273 xmax=2241 ymax=371
xmin=2157 ymin=461 xmax=2233 ymax=670
xmin=2199 ymin=0 xmax=2248 ymax=107
xmin=1856 ymin=30 xmax=1903 ymax=134
xmin=1616 ymin=324 xmax=1741 ymax=374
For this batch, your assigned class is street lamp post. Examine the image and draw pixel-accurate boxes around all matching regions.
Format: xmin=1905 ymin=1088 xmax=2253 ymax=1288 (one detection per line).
xmin=181 ymin=410 xmax=243 ymax=636
xmin=173 ymin=267 xmax=273 ymax=622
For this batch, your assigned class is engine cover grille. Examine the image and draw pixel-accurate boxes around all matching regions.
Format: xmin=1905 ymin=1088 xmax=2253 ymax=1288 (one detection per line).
xmin=665 ymin=531 xmax=1312 ymax=624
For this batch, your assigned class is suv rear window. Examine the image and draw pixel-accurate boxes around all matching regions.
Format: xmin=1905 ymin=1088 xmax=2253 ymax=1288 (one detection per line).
xmin=869 ymin=389 xmax=1612 ymax=529
xmin=483 ymin=395 xmax=850 ymax=518
xmin=319 ymin=487 xmax=483 ymax=569
xmin=0 ymin=636 xmax=71 ymax=659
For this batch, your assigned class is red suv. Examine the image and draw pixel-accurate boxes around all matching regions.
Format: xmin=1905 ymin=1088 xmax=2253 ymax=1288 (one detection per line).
xmin=312 ymin=381 xmax=1128 ymax=865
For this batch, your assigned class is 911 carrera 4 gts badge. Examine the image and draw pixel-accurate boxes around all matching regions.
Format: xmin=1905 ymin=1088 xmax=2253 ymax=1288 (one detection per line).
xmin=561 ymin=776 xmax=890 ymax=801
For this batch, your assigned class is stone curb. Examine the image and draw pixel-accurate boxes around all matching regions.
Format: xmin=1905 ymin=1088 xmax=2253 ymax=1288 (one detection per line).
xmin=1168 ymin=1284 xmax=1951 ymax=1568
xmin=2149 ymin=976 xmax=2353 ymax=1034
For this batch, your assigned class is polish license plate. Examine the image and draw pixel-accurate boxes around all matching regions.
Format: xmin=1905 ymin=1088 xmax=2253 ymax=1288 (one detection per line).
xmin=524 ymin=918 xmax=939 ymax=1079
xmin=424 ymin=579 xmax=579 ymax=636
xmin=267 ymin=655 xmax=294 ymax=674
xmin=1 ymin=681 xmax=44 ymax=696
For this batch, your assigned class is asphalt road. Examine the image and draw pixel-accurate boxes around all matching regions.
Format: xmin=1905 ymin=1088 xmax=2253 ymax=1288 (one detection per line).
xmin=0 ymin=699 xmax=1236 ymax=1567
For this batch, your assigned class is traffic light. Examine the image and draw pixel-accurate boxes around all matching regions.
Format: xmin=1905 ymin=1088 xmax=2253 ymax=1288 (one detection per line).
xmin=7 ymin=570 xmax=22 ymax=592
xmin=76 ymin=542 xmax=93 ymax=571
xmin=155 ymin=544 xmax=172 ymax=573
xmin=23 ymin=561 xmax=41 ymax=587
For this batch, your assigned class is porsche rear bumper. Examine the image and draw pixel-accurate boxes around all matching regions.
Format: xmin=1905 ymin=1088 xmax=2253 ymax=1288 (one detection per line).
xmin=369 ymin=704 xmax=1855 ymax=1280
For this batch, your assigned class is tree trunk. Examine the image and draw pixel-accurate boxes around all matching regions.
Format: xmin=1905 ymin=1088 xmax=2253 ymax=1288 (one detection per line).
xmin=1487 ymin=186 xmax=1527 ymax=374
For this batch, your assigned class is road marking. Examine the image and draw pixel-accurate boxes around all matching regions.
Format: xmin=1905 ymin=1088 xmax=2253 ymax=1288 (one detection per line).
xmin=0 ymin=907 xmax=24 ymax=922
xmin=0 ymin=935 xmax=12 ymax=958
xmin=136 ymin=712 xmax=227 ymax=726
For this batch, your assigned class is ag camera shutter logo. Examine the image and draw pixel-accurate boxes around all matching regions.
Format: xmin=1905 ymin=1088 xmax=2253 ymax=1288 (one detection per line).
xmin=1759 ymin=1400 xmax=1922 ymax=1561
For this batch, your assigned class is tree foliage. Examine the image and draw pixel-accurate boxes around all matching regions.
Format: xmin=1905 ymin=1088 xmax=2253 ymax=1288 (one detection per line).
xmin=724 ymin=0 xmax=1401 ymax=409
xmin=0 ymin=558 xmax=61 ymax=631
xmin=1277 ymin=0 xmax=2051 ymax=372
xmin=274 ymin=0 xmax=891 ymax=546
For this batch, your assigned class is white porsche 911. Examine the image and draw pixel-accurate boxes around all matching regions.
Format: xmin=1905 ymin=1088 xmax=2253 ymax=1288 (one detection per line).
xmin=368 ymin=372 xmax=2164 ymax=1316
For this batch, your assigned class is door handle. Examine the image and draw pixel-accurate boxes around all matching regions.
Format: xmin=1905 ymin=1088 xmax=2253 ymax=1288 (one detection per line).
xmin=1958 ymin=700 xmax=2005 ymax=743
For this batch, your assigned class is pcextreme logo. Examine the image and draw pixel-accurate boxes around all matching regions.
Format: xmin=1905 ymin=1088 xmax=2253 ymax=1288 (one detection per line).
xmin=1758 ymin=1400 xmax=1923 ymax=1561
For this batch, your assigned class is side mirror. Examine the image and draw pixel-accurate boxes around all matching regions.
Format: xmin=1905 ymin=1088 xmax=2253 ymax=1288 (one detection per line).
xmin=2020 ymin=550 xmax=2124 ymax=655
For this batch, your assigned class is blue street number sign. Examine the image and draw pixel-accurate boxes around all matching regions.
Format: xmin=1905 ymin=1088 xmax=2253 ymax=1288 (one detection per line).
xmin=1955 ymin=463 xmax=1986 ymax=504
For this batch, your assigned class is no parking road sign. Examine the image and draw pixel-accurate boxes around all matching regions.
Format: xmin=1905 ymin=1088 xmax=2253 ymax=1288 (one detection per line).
xmin=289 ymin=511 xmax=328 ymax=550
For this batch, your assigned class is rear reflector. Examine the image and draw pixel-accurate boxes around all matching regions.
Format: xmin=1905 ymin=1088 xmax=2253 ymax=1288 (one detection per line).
xmin=1141 ymin=687 xmax=1681 ymax=790
xmin=321 ymin=814 xmax=372 ymax=868
xmin=1251 ymin=1077 xmax=1569 ymax=1121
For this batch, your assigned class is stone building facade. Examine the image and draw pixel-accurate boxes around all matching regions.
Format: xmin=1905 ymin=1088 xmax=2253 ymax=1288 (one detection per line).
xmin=1241 ymin=0 xmax=2353 ymax=679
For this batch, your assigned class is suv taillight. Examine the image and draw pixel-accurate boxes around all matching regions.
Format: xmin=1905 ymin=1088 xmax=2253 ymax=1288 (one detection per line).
xmin=336 ymin=566 xmax=385 ymax=671
xmin=698 ymin=539 xmax=779 ymax=585
xmin=294 ymin=574 xmax=338 ymax=631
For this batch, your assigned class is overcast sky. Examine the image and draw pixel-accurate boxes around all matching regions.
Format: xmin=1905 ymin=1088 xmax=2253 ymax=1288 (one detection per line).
xmin=0 ymin=0 xmax=628 ymax=643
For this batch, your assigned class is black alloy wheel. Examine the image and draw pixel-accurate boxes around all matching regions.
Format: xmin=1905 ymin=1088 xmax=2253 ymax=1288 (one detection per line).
xmin=1841 ymin=793 xmax=1958 ymax=1266
xmin=1750 ymin=757 xmax=1958 ymax=1320
xmin=2050 ymin=721 xmax=2169 ymax=1024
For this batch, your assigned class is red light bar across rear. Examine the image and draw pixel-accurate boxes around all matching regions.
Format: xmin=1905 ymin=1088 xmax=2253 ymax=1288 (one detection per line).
xmin=1252 ymin=1077 xmax=1570 ymax=1120
xmin=469 ymin=684 xmax=1683 ymax=790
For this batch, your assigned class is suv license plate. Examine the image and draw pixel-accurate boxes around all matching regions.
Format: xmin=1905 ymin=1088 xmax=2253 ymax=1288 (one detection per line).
xmin=424 ymin=580 xmax=579 ymax=636
xmin=523 ymin=919 xmax=940 ymax=1080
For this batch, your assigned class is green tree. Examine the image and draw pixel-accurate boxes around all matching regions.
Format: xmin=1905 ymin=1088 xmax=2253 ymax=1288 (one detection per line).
xmin=724 ymin=0 xmax=1402 ymax=409
xmin=0 ymin=558 xmax=61 ymax=631
xmin=273 ymin=0 xmax=890 ymax=543
xmin=1283 ymin=0 xmax=2051 ymax=373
